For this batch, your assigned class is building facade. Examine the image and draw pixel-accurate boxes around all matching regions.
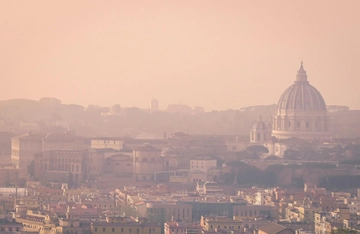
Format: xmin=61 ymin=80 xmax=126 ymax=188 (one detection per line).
xmin=133 ymin=144 xmax=164 ymax=181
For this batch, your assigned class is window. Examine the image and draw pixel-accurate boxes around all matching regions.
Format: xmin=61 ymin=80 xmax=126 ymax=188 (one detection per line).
xmin=121 ymin=228 xmax=124 ymax=232
xmin=112 ymin=228 xmax=115 ymax=232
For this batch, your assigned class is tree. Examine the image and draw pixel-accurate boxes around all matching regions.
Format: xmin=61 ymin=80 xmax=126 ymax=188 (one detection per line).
xmin=246 ymin=145 xmax=269 ymax=159
xmin=234 ymin=150 xmax=251 ymax=160
xmin=224 ymin=161 xmax=248 ymax=185
xmin=39 ymin=97 xmax=62 ymax=105
xmin=112 ymin=104 xmax=122 ymax=114
xmin=264 ymin=155 xmax=280 ymax=160
xmin=283 ymin=149 xmax=300 ymax=160
xmin=218 ymin=173 xmax=235 ymax=184
xmin=27 ymin=161 xmax=35 ymax=180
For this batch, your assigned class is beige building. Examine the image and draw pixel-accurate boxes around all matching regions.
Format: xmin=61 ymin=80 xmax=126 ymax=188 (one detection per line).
xmin=91 ymin=216 xmax=162 ymax=234
xmin=91 ymin=137 xmax=123 ymax=151
xmin=233 ymin=204 xmax=277 ymax=220
xmin=146 ymin=202 xmax=193 ymax=223
xmin=42 ymin=132 xmax=88 ymax=151
xmin=133 ymin=144 xmax=164 ymax=181
xmin=11 ymin=132 xmax=43 ymax=169
xmin=285 ymin=203 xmax=321 ymax=222
xmin=33 ymin=150 xmax=85 ymax=183
xmin=200 ymin=215 xmax=243 ymax=232
xmin=103 ymin=153 xmax=133 ymax=176
xmin=11 ymin=131 xmax=88 ymax=169
xmin=258 ymin=222 xmax=295 ymax=234
xmin=190 ymin=157 xmax=217 ymax=174
xmin=86 ymin=148 xmax=105 ymax=179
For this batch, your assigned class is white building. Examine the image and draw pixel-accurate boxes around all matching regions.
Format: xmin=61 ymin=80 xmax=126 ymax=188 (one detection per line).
xmin=190 ymin=157 xmax=217 ymax=174
xmin=348 ymin=200 xmax=360 ymax=214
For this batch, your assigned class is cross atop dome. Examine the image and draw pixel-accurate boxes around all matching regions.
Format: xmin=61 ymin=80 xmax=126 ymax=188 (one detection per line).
xmin=295 ymin=61 xmax=308 ymax=83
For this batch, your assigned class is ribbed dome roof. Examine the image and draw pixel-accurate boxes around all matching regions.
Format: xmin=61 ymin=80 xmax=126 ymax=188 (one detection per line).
xmin=252 ymin=116 xmax=268 ymax=130
xmin=277 ymin=62 xmax=326 ymax=112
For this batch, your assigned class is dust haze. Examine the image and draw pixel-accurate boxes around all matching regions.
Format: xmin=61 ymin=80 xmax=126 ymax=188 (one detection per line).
xmin=0 ymin=0 xmax=359 ymax=111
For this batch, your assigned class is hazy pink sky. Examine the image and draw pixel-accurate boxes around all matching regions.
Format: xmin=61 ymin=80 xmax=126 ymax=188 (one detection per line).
xmin=1 ymin=0 xmax=359 ymax=111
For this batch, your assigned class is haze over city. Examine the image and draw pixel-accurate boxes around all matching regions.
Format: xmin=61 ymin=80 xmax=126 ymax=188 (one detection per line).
xmin=1 ymin=0 xmax=359 ymax=111
xmin=3 ymin=2 xmax=360 ymax=234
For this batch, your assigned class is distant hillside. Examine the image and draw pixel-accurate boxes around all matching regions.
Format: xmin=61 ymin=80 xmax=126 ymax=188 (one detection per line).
xmin=0 ymin=98 xmax=359 ymax=138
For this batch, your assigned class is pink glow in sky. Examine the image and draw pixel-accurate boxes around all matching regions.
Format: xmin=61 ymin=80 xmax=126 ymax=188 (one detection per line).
xmin=1 ymin=0 xmax=359 ymax=111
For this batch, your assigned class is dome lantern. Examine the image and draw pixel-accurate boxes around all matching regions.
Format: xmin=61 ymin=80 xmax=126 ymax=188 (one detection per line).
xmin=295 ymin=61 xmax=308 ymax=83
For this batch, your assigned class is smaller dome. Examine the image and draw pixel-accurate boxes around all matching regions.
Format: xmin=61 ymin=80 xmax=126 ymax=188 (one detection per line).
xmin=252 ymin=116 xmax=268 ymax=130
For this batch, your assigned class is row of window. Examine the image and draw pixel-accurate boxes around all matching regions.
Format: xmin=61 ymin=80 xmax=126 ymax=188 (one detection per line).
xmin=210 ymin=225 xmax=241 ymax=230
xmin=51 ymin=158 xmax=81 ymax=162
xmin=94 ymin=227 xmax=156 ymax=234
xmin=234 ymin=209 xmax=272 ymax=217
xmin=0 ymin=227 xmax=20 ymax=232
xmin=44 ymin=163 xmax=80 ymax=172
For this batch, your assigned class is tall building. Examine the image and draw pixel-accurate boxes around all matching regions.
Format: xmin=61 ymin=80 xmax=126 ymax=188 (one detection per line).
xmin=272 ymin=62 xmax=332 ymax=140
xmin=151 ymin=99 xmax=159 ymax=111
xmin=11 ymin=132 xmax=43 ymax=169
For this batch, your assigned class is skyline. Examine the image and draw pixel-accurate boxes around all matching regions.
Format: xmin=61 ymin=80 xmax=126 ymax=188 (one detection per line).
xmin=1 ymin=1 xmax=359 ymax=111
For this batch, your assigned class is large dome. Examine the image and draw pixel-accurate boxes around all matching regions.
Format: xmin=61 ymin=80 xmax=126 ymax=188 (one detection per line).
xmin=271 ymin=62 xmax=331 ymax=140
xmin=277 ymin=62 xmax=326 ymax=113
